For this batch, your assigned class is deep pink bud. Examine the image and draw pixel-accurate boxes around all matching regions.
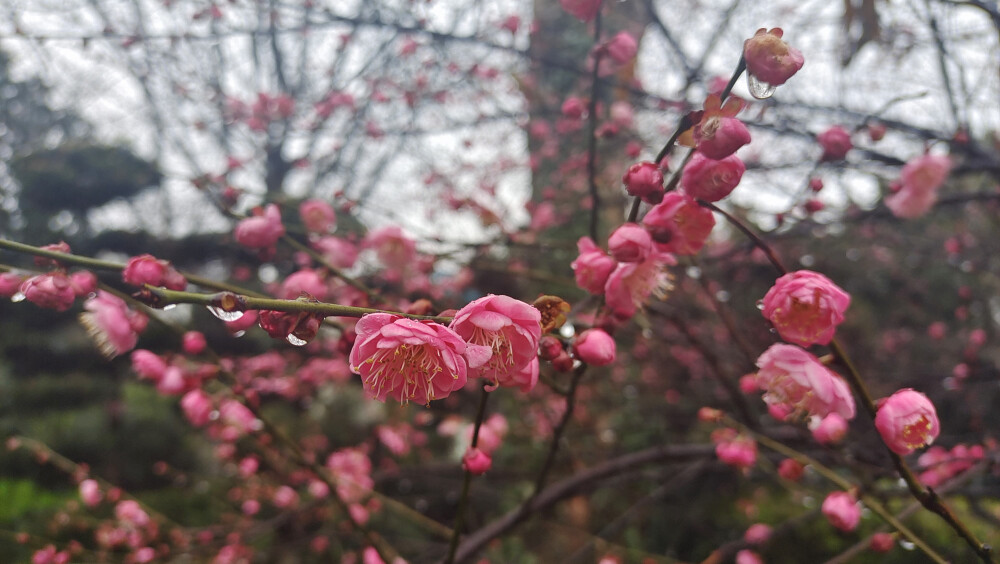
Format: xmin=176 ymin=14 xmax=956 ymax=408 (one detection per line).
xmin=299 ymin=199 xmax=336 ymax=234
xmin=80 ymin=479 xmax=102 ymax=507
xmin=234 ymin=204 xmax=285 ymax=249
xmin=571 ymin=236 xmax=617 ymax=295
xmin=778 ymin=458 xmax=805 ymax=481
xmin=875 ymin=389 xmax=940 ymax=455
xmin=622 ymin=161 xmax=665 ymax=204
xmin=561 ymin=97 xmax=586 ymax=119
xmin=462 ymin=447 xmax=492 ymax=475
xmin=605 ymin=32 xmax=637 ymax=64
xmin=70 ymin=271 xmax=98 ymax=296
xmin=122 ymin=255 xmax=166 ymax=287
xmin=743 ymin=524 xmax=772 ymax=545
xmin=182 ymin=331 xmax=207 ymax=355
xmin=0 ymin=272 xmax=25 ymax=297
xmin=713 ymin=429 xmax=757 ymax=470
xmin=811 ymin=413 xmax=849 ymax=445
xmin=870 ymin=532 xmax=895 ymax=553
xmin=131 ymin=350 xmax=167 ymax=382
xmin=641 ymin=192 xmax=716 ymax=255
xmin=761 ymin=270 xmax=851 ymax=347
xmin=735 ymin=550 xmax=763 ymax=564
xmin=743 ymin=28 xmax=804 ymax=87
xmin=20 ymin=273 xmax=76 ymax=311
xmin=538 ymin=336 xmax=564 ymax=361
xmin=696 ymin=116 xmax=751 ymax=160
xmin=607 ymin=223 xmax=652 ymax=263
xmin=822 ymin=491 xmax=861 ymax=532
xmin=573 ymin=329 xmax=616 ymax=366
xmin=817 ymin=126 xmax=853 ymax=161
xmin=680 ymin=153 xmax=745 ymax=202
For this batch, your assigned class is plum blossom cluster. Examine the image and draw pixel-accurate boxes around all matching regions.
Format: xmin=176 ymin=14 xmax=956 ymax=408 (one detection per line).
xmin=349 ymin=295 xmax=542 ymax=405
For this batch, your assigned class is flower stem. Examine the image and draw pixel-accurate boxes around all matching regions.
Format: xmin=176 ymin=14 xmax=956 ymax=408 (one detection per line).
xmin=444 ymin=385 xmax=492 ymax=564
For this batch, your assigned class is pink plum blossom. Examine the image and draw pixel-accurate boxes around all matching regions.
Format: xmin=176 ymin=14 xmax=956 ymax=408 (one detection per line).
xmin=80 ymin=479 xmax=102 ymax=507
xmin=875 ymin=389 xmax=940 ymax=455
xmin=622 ymin=161 xmax=665 ymax=204
xmin=641 ymin=192 xmax=716 ymax=255
xmin=607 ymin=223 xmax=653 ymax=263
xmin=0 ymin=272 xmax=25 ymax=297
xmin=755 ymin=344 xmax=856 ymax=420
xmin=278 ymin=269 xmax=328 ymax=300
xmin=131 ymin=350 xmax=167 ymax=382
xmin=79 ymin=291 xmax=148 ymax=358
xmin=761 ymin=270 xmax=851 ymax=347
xmin=560 ymin=0 xmax=601 ymax=22
xmin=182 ymin=331 xmax=207 ymax=355
xmin=573 ymin=328 xmax=616 ymax=366
xmin=313 ymin=236 xmax=359 ymax=269
xmin=735 ymin=550 xmax=763 ymax=564
xmin=20 ymin=273 xmax=76 ymax=311
xmin=462 ymin=447 xmax=492 ymax=474
xmin=364 ymin=226 xmax=416 ymax=271
xmin=696 ymin=116 xmax=751 ymax=160
xmin=234 ymin=204 xmax=285 ymax=249
xmin=811 ymin=413 xmax=849 ymax=445
xmin=561 ymin=97 xmax=586 ymax=119
xmin=605 ymin=32 xmax=637 ymax=63
xmin=713 ymin=428 xmax=757 ymax=470
xmin=299 ymin=199 xmax=336 ymax=234
xmin=817 ymin=126 xmax=853 ymax=161
xmin=326 ymin=448 xmax=374 ymax=504
xmin=181 ymin=389 xmax=214 ymax=427
xmin=449 ymin=295 xmax=541 ymax=389
xmin=885 ymin=154 xmax=952 ymax=219
xmin=822 ymin=491 xmax=861 ymax=532
xmin=680 ymin=153 xmax=745 ymax=202
xmin=122 ymin=254 xmax=186 ymax=290
xmin=70 ymin=270 xmax=98 ymax=296
xmin=350 ymin=314 xmax=468 ymax=404
xmin=743 ymin=28 xmax=804 ymax=86
xmin=571 ymin=237 xmax=618 ymax=295
xmin=604 ymin=251 xmax=676 ymax=319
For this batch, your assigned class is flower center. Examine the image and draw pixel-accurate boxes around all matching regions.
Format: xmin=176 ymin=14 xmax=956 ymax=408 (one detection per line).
xmin=362 ymin=344 xmax=446 ymax=404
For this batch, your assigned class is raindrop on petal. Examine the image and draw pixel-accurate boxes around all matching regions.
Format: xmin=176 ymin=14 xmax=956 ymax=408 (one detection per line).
xmin=756 ymin=299 xmax=765 ymax=310
xmin=10 ymin=292 xmax=25 ymax=303
xmin=232 ymin=330 xmax=246 ymax=338
xmin=747 ymin=74 xmax=776 ymax=100
xmin=207 ymin=305 xmax=245 ymax=322
xmin=163 ymin=304 xmax=177 ymax=311
xmin=286 ymin=333 xmax=308 ymax=346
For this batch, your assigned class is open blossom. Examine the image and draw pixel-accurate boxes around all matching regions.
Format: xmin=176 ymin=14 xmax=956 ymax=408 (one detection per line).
xmin=234 ymin=204 xmax=285 ymax=249
xmin=680 ymin=153 xmax=745 ymax=202
xmin=604 ymin=251 xmax=676 ymax=319
xmin=450 ymin=295 xmax=541 ymax=389
xmin=181 ymin=389 xmax=214 ymax=426
xmin=350 ymin=314 xmax=468 ymax=404
xmin=299 ymin=199 xmax=336 ymax=234
xmin=573 ymin=328 xmax=616 ymax=366
xmin=79 ymin=291 xmax=149 ymax=358
xmin=642 ymin=192 xmax=716 ymax=255
xmin=20 ymin=273 xmax=76 ymax=311
xmin=875 ymin=389 xmax=940 ymax=455
xmin=364 ymin=225 xmax=416 ymax=271
xmin=817 ymin=126 xmax=853 ymax=161
xmin=743 ymin=28 xmax=804 ymax=86
xmin=756 ymin=344 xmax=856 ymax=420
xmin=607 ymin=223 xmax=652 ymax=263
xmin=326 ymin=448 xmax=374 ymax=504
xmin=572 ymin=236 xmax=617 ymax=294
xmin=761 ymin=270 xmax=851 ymax=347
xmin=622 ymin=161 xmax=665 ymax=204
xmin=313 ymin=236 xmax=359 ymax=269
xmin=885 ymin=154 xmax=952 ymax=219
xmin=822 ymin=491 xmax=861 ymax=532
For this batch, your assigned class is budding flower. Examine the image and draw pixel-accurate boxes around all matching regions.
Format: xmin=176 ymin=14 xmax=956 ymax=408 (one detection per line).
xmin=743 ymin=28 xmax=804 ymax=89
xmin=875 ymin=389 xmax=940 ymax=455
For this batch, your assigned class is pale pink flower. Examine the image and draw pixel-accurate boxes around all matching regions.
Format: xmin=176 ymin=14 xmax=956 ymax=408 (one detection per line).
xmin=870 ymin=532 xmax=895 ymax=553
xmin=573 ymin=328 xmax=616 ymax=366
xmin=131 ymin=350 xmax=167 ymax=382
xmin=607 ymin=223 xmax=652 ymax=263
xmin=744 ymin=523 xmax=772 ymax=545
xmin=610 ymin=101 xmax=634 ymax=128
xmin=157 ymin=366 xmax=188 ymax=395
xmin=449 ymin=295 xmax=541 ymax=388
xmin=134 ymin=547 xmax=155 ymax=563
xmin=572 ymin=236 xmax=617 ymax=295
xmin=279 ymin=269 xmax=328 ymax=300
xmin=70 ymin=270 xmax=98 ymax=296
xmin=735 ymin=550 xmax=763 ymax=564
xmin=822 ymin=491 xmax=861 ymax=532
xmin=326 ymin=448 xmax=373 ymax=504
xmin=503 ymin=357 xmax=539 ymax=392
xmin=182 ymin=331 xmax=207 ymax=355
xmin=885 ymin=154 xmax=952 ymax=219
xmin=761 ymin=270 xmax=851 ymax=347
xmin=180 ymin=389 xmax=214 ymax=427
xmin=622 ymin=161 xmax=665 ymax=204
xmin=115 ymin=500 xmax=150 ymax=528
xmin=20 ymin=273 xmax=76 ymax=311
xmin=605 ymin=32 xmax=637 ymax=63
xmin=875 ymin=389 xmax=940 ymax=455
xmin=604 ymin=251 xmax=676 ymax=319
xmin=755 ymin=344 xmax=856 ymax=420
xmin=560 ymin=0 xmax=601 ymax=22
xmin=364 ymin=226 xmax=416 ymax=271
xmin=642 ymin=192 xmax=716 ymax=255
xmin=313 ymin=236 xmax=359 ymax=269
xmin=79 ymin=291 xmax=148 ymax=358
xmin=817 ymin=126 xmax=853 ymax=161
xmin=234 ymin=204 xmax=285 ymax=249
xmin=272 ymin=485 xmax=299 ymax=508
xmin=299 ymin=199 xmax=336 ymax=234
xmin=561 ymin=96 xmax=586 ymax=119
xmin=696 ymin=116 xmax=751 ymax=160
xmin=350 ymin=314 xmax=468 ymax=404
xmin=811 ymin=413 xmax=849 ymax=445
xmin=462 ymin=447 xmax=492 ymax=474
xmin=680 ymin=153 xmax=745 ymax=202
xmin=743 ymin=28 xmax=804 ymax=86
xmin=80 ymin=479 xmax=102 ymax=507
xmin=0 ymin=272 xmax=25 ymax=297
xmin=218 ymin=399 xmax=259 ymax=437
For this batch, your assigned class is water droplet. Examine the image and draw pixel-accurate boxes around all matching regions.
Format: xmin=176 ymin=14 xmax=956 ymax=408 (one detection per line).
xmin=559 ymin=322 xmax=575 ymax=339
xmin=900 ymin=540 xmax=915 ymax=551
xmin=250 ymin=419 xmax=264 ymax=431
xmin=10 ymin=292 xmax=25 ymax=303
xmin=232 ymin=330 xmax=246 ymax=338
xmin=747 ymin=74 xmax=776 ymax=99
xmin=163 ymin=304 xmax=177 ymax=311
xmin=686 ymin=266 xmax=702 ymax=279
xmin=755 ymin=299 xmax=765 ymax=310
xmin=209 ymin=410 xmax=220 ymax=421
xmin=715 ymin=290 xmax=730 ymax=302
xmin=207 ymin=306 xmax=244 ymax=322
xmin=799 ymin=254 xmax=815 ymax=267
xmin=286 ymin=333 xmax=308 ymax=346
